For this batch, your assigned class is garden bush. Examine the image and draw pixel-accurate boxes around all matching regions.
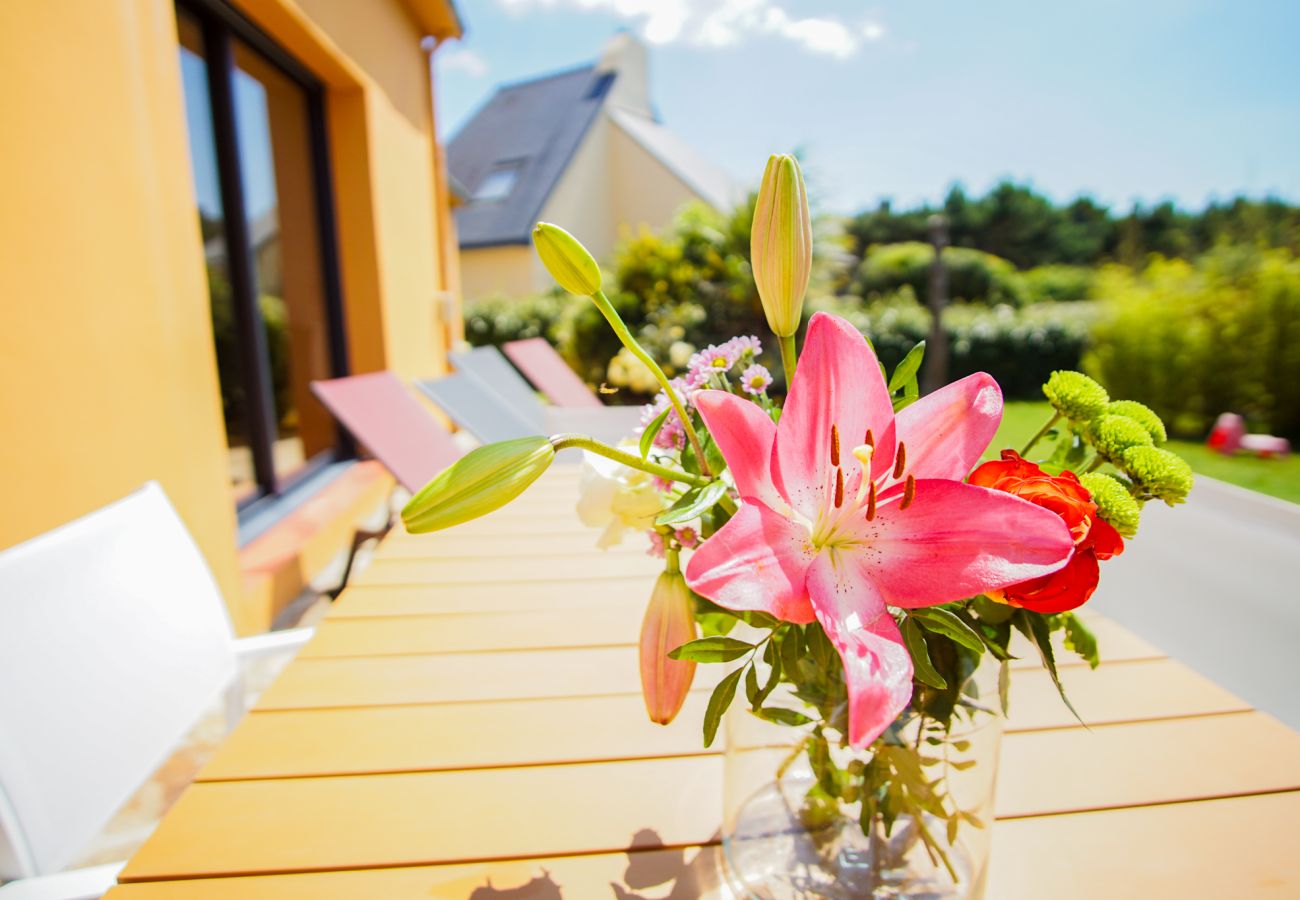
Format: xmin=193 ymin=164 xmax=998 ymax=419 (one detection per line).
xmin=1020 ymin=265 xmax=1096 ymax=303
xmin=812 ymin=293 xmax=1098 ymax=399
xmin=851 ymin=242 xmax=1027 ymax=306
xmin=1085 ymin=249 xmax=1300 ymax=438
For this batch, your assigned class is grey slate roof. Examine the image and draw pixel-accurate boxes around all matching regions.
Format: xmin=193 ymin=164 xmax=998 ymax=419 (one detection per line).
xmin=448 ymin=65 xmax=615 ymax=248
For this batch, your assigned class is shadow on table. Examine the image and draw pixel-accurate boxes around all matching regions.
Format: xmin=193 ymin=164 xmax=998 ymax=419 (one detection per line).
xmin=465 ymin=829 xmax=723 ymax=899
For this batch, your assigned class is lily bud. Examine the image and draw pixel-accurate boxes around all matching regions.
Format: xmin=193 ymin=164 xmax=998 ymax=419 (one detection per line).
xmin=639 ymin=569 xmax=698 ymax=725
xmin=533 ymin=222 xmax=602 ymax=296
xmin=751 ymin=154 xmax=812 ymax=338
xmin=402 ymin=436 xmax=554 ymax=533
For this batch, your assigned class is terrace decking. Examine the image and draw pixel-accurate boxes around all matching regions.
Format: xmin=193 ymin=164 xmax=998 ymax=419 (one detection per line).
xmin=106 ymin=468 xmax=1300 ymax=897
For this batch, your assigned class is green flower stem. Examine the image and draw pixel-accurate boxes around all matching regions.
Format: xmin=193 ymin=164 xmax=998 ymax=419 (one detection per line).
xmin=1020 ymin=411 xmax=1062 ymax=456
xmin=1083 ymin=454 xmax=1104 ymax=473
xmin=549 ymin=433 xmax=710 ymax=487
xmin=779 ymin=333 xmax=798 ymax=389
xmin=590 ymin=289 xmax=711 ymax=477
xmin=718 ymin=493 xmax=738 ymax=516
xmin=664 ymin=545 xmax=680 ymax=576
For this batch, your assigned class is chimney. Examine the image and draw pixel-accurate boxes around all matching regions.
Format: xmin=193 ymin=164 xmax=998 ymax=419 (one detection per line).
xmin=595 ymin=30 xmax=652 ymax=119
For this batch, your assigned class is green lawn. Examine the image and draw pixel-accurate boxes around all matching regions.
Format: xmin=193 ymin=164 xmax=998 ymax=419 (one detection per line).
xmin=991 ymin=401 xmax=1300 ymax=505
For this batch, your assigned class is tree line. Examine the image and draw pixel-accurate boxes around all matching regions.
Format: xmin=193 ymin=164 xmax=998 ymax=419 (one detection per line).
xmin=846 ymin=183 xmax=1300 ymax=270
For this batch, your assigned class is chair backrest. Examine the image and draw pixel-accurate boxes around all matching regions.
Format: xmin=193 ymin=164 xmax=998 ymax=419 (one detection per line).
xmin=0 ymin=484 xmax=237 ymax=879
xmin=504 ymin=338 xmax=603 ymax=408
xmin=414 ymin=373 xmax=540 ymax=445
xmin=450 ymin=345 xmax=548 ymax=431
xmin=311 ymin=372 xmax=461 ymax=493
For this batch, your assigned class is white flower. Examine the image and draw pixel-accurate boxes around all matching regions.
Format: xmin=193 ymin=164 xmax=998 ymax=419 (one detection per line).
xmin=576 ymin=447 xmax=667 ymax=548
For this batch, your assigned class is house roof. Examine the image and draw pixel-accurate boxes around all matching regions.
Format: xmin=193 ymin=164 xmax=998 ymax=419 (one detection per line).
xmin=447 ymin=65 xmax=615 ymax=248
xmin=608 ymin=107 xmax=741 ymax=212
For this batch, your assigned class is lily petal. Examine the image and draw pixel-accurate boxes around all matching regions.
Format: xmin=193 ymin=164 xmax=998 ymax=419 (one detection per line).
xmin=865 ymin=479 xmax=1075 ymax=608
xmin=774 ymin=312 xmax=894 ymax=519
xmin=684 ymin=502 xmax=816 ymax=624
xmin=806 ymin=554 xmax=913 ymax=749
xmin=894 ymin=373 xmax=1003 ymax=482
xmin=693 ymin=389 xmax=786 ymax=513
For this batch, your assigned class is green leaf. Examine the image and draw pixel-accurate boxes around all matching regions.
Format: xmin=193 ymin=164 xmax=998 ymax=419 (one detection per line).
xmin=889 ymin=341 xmax=926 ymax=393
xmin=756 ymin=653 xmax=782 ymax=706
xmin=998 ymin=659 xmax=1011 ymax=717
xmin=912 ymin=607 xmax=985 ymax=654
xmin=1014 ymin=610 xmax=1084 ymax=725
xmin=1061 ymin=612 xmax=1100 ymax=669
xmin=655 ymin=480 xmax=729 ymax=526
xmin=744 ymin=664 xmax=760 ymax=705
xmin=779 ymin=627 xmax=803 ymax=677
xmin=703 ymin=435 xmax=728 ymax=479
xmin=668 ymin=636 xmax=754 ymax=663
xmin=755 ymin=707 xmax=814 ymax=727
xmin=638 ymin=406 xmax=671 ymax=460
xmin=902 ymin=618 xmax=948 ymax=689
xmin=738 ymin=610 xmax=781 ymax=630
xmin=703 ymin=667 xmax=744 ymax=747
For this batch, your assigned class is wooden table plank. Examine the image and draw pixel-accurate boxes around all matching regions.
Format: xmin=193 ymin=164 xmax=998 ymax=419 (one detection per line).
xmin=203 ymin=658 xmax=1249 ymax=782
xmin=371 ymin=532 xmax=641 ymax=559
xmin=989 ymin=792 xmax=1300 ymax=898
xmin=122 ymin=709 xmax=1300 ymax=883
xmin=255 ymin=647 xmax=721 ymax=710
xmin=117 ymin=757 xmax=724 ymax=882
xmin=352 ymin=552 xmax=661 ymax=586
xmin=200 ymin=693 xmax=712 ymax=781
xmin=1006 ymin=657 xmax=1250 ymax=732
xmin=300 ymin=608 xmax=642 ymax=657
xmin=330 ymin=579 xmax=652 ymax=617
xmin=996 ymin=710 xmax=1300 ymax=818
xmin=107 ymin=846 xmax=725 ymax=899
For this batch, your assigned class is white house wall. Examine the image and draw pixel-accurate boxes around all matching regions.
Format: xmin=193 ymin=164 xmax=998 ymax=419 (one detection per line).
xmin=536 ymin=114 xmax=615 ymax=291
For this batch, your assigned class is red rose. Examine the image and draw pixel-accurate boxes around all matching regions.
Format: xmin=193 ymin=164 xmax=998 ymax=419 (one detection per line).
xmin=968 ymin=450 xmax=1124 ymax=613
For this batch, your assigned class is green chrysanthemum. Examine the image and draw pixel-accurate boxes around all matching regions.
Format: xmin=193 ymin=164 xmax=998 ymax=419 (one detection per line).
xmin=1121 ymin=446 xmax=1195 ymax=506
xmin=1090 ymin=414 xmax=1154 ymax=462
xmin=1043 ymin=371 xmax=1110 ymax=422
xmin=1107 ymin=400 xmax=1167 ymax=445
xmin=1079 ymin=472 xmax=1142 ymax=537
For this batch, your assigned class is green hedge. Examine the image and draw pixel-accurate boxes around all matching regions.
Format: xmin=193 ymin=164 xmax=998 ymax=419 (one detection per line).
xmin=852 ymin=242 xmax=1027 ymax=306
xmin=1085 ymin=249 xmax=1300 ymax=438
xmin=812 ymin=294 xmax=1099 ymax=399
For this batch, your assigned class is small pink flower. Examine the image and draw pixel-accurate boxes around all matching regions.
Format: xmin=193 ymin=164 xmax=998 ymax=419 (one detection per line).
xmin=675 ymin=526 xmax=700 ymax=549
xmin=725 ymin=335 xmax=763 ymax=357
xmin=652 ymin=476 xmax=675 ymax=493
xmin=646 ymin=530 xmax=666 ymax=558
xmin=740 ymin=364 xmax=772 ymax=396
xmin=689 ymin=344 xmax=738 ymax=377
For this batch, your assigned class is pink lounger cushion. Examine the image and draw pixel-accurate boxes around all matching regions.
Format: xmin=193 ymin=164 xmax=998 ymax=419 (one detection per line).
xmin=504 ymin=338 xmax=603 ymax=408
xmin=311 ymin=372 xmax=461 ymax=493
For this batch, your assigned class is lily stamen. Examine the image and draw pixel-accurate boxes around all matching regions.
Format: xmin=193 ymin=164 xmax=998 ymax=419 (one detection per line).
xmin=834 ymin=468 xmax=844 ymax=508
xmin=865 ymin=482 xmax=877 ymax=521
xmin=830 ymin=424 xmax=841 ymax=466
xmin=900 ymin=474 xmax=917 ymax=510
xmin=892 ymin=441 xmax=908 ymax=480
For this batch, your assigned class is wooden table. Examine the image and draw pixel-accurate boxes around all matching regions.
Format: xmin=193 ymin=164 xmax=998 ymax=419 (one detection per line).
xmin=106 ymin=468 xmax=1300 ymax=898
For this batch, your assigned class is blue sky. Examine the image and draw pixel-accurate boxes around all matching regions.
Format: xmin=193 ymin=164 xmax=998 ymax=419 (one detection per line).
xmin=434 ymin=0 xmax=1300 ymax=214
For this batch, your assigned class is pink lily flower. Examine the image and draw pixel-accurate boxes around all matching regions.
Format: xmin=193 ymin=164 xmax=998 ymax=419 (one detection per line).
xmin=684 ymin=312 xmax=1075 ymax=748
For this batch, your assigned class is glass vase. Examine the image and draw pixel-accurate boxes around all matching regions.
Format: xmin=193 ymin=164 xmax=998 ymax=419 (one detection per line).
xmin=721 ymin=658 xmax=1003 ymax=899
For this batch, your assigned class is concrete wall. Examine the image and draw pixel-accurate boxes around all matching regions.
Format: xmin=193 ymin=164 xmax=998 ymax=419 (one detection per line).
xmin=459 ymin=245 xmax=538 ymax=302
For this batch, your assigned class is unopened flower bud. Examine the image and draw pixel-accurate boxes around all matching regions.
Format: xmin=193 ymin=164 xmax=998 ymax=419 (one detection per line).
xmin=1091 ymin=414 xmax=1153 ymax=463
xmin=751 ymin=154 xmax=812 ymax=338
xmin=532 ymin=222 xmax=602 ymax=296
xmin=402 ymin=436 xmax=555 ymax=533
xmin=1106 ymin=400 xmax=1167 ymax=445
xmin=639 ymin=569 xmax=698 ymax=725
xmin=1079 ymin=472 xmax=1143 ymax=537
xmin=1121 ymin=446 xmax=1194 ymax=506
xmin=1043 ymin=371 xmax=1109 ymax=422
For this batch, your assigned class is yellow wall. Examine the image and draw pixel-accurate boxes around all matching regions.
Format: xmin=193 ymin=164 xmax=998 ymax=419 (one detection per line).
xmin=459 ymin=245 xmax=540 ymax=302
xmin=0 ymin=0 xmax=243 ymax=614
xmin=608 ymin=119 xmax=705 ymax=237
xmin=0 ymin=0 xmax=461 ymax=633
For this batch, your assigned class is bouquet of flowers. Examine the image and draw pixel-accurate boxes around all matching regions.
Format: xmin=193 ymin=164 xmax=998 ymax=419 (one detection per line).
xmin=402 ymin=155 xmax=1194 ymax=896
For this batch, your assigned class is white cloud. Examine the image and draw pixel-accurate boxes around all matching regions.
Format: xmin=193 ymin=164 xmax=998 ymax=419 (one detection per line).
xmin=438 ymin=47 xmax=490 ymax=77
xmin=497 ymin=0 xmax=887 ymax=59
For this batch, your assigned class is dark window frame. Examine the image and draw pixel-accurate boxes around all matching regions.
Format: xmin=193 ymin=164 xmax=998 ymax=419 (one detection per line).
xmin=178 ymin=0 xmax=353 ymax=521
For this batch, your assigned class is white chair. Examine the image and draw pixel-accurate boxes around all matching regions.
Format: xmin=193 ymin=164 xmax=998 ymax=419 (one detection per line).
xmin=0 ymin=483 xmax=312 ymax=899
